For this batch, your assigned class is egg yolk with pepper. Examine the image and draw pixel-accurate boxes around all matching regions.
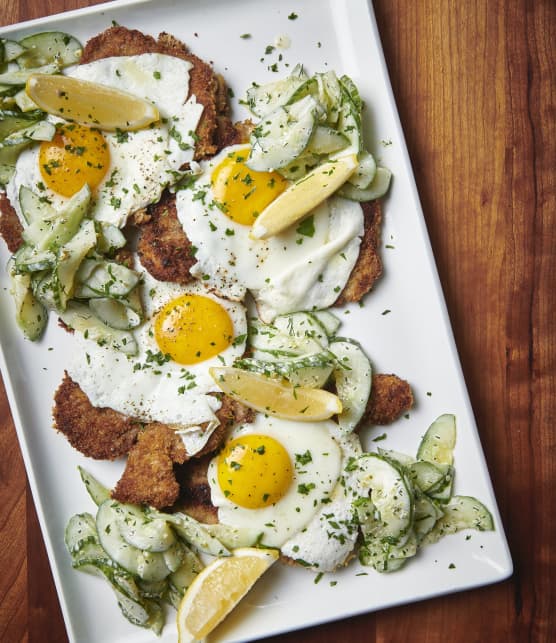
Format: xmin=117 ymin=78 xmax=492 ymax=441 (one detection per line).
xmin=153 ymin=294 xmax=234 ymax=365
xmin=39 ymin=123 xmax=110 ymax=197
xmin=217 ymin=434 xmax=293 ymax=509
xmin=211 ymin=147 xmax=288 ymax=225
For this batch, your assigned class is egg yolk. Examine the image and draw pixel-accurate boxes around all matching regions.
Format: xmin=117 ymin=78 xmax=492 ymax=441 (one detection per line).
xmin=153 ymin=294 xmax=234 ymax=365
xmin=39 ymin=123 xmax=110 ymax=197
xmin=211 ymin=148 xmax=288 ymax=225
xmin=217 ymin=434 xmax=293 ymax=509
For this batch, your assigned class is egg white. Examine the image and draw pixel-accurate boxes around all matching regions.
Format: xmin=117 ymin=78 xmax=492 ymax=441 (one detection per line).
xmin=66 ymin=266 xmax=247 ymax=454
xmin=7 ymin=53 xmax=203 ymax=228
xmin=280 ymin=424 xmax=364 ymax=572
xmin=175 ymin=144 xmax=365 ymax=322
xmin=208 ymin=415 xmax=344 ymax=548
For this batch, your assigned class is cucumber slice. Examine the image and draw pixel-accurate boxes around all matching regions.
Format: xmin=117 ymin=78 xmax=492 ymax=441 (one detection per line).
xmin=2 ymin=40 xmax=26 ymax=62
xmin=310 ymin=310 xmax=341 ymax=338
xmin=70 ymin=540 xmax=111 ymax=568
xmin=56 ymin=219 xmax=97 ymax=310
xmin=0 ymin=162 xmax=15 ymax=185
xmin=247 ymin=94 xmax=318 ymax=171
xmin=17 ymin=32 xmax=82 ymax=69
xmin=0 ymin=108 xmax=43 ymax=140
xmin=78 ymin=466 xmax=110 ymax=506
xmin=31 ymin=269 xmax=60 ymax=310
xmin=136 ymin=578 xmax=167 ymax=600
xmin=2 ymin=119 xmax=55 ymax=145
xmin=316 ymin=71 xmax=343 ymax=126
xmin=96 ymin=222 xmax=126 ymax=253
xmin=417 ymin=413 xmax=457 ymax=465
xmin=339 ymin=166 xmax=392 ymax=202
xmin=335 ymin=86 xmax=362 ymax=157
xmin=96 ymin=500 xmax=172 ymax=582
xmin=354 ymin=453 xmax=413 ymax=543
xmin=287 ymin=77 xmax=319 ymax=106
xmin=112 ymin=503 xmax=176 ymax=553
xmin=249 ymin=317 xmax=325 ymax=358
xmin=14 ymin=88 xmax=39 ymax=112
xmin=0 ymin=140 xmax=29 ymax=185
xmin=13 ymin=244 xmax=56 ymax=273
xmin=64 ymin=512 xmax=98 ymax=554
xmin=149 ymin=511 xmax=230 ymax=557
xmin=377 ymin=447 xmax=415 ymax=468
xmin=277 ymin=149 xmax=321 ymax=181
xmin=330 ymin=337 xmax=372 ymax=432
xmin=8 ymin=259 xmax=47 ymax=340
xmin=234 ymin=350 xmax=336 ymax=388
xmin=74 ymin=260 xmax=140 ymax=299
xmin=162 ymin=540 xmax=186 ymax=573
xmin=19 ymin=184 xmax=57 ymax=225
xmin=249 ymin=320 xmax=304 ymax=359
xmin=360 ymin=529 xmax=418 ymax=573
xmin=339 ymin=74 xmax=363 ymax=113
xmin=408 ymin=460 xmax=452 ymax=494
xmin=0 ymin=62 xmax=60 ymax=85
xmin=273 ymin=311 xmax=329 ymax=350
xmin=413 ymin=492 xmax=443 ymax=540
xmin=136 ymin=578 xmax=169 ymax=601
xmin=203 ymin=524 xmax=262 ymax=550
xmin=75 ymin=560 xmax=159 ymax=630
xmin=88 ymin=297 xmax=142 ymax=331
xmin=169 ymin=546 xmax=202 ymax=594
xmin=426 ymin=468 xmax=455 ymax=503
xmin=23 ymin=184 xmax=91 ymax=251
xmin=422 ymin=495 xmax=494 ymax=545
xmin=243 ymin=63 xmax=308 ymax=117
xmin=0 ymin=84 xmax=18 ymax=97
xmin=58 ymin=302 xmax=137 ymax=355
xmin=348 ymin=151 xmax=377 ymax=189
xmin=307 ymin=125 xmax=349 ymax=155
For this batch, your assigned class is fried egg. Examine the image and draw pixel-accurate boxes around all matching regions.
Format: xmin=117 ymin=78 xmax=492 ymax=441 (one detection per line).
xmin=7 ymin=53 xmax=203 ymax=227
xmin=175 ymin=144 xmax=365 ymax=322
xmin=66 ymin=266 xmax=247 ymax=454
xmin=208 ymin=415 xmax=361 ymax=569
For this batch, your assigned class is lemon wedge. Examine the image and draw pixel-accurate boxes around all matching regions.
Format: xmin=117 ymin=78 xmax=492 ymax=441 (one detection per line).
xmin=177 ymin=547 xmax=278 ymax=642
xmin=26 ymin=73 xmax=160 ymax=131
xmin=209 ymin=366 xmax=342 ymax=421
xmin=250 ymin=153 xmax=358 ymax=239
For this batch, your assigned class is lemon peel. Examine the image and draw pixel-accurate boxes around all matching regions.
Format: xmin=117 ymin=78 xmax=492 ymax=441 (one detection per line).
xmin=209 ymin=366 xmax=342 ymax=421
xmin=26 ymin=73 xmax=160 ymax=131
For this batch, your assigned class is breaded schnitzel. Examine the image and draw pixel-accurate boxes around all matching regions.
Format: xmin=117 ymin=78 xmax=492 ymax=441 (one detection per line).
xmin=335 ymin=200 xmax=383 ymax=306
xmin=54 ymin=374 xmax=142 ymax=460
xmin=0 ymin=192 xmax=22 ymax=253
xmin=363 ymin=373 xmax=414 ymax=426
xmin=137 ymin=190 xmax=198 ymax=285
xmin=53 ymin=373 xmax=255 ymax=509
xmin=138 ymin=194 xmax=384 ymax=301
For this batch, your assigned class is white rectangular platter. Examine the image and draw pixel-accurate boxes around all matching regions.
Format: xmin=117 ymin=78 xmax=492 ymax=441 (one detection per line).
xmin=0 ymin=0 xmax=512 ymax=641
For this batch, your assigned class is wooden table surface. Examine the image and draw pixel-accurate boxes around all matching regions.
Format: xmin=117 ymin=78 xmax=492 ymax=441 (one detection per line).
xmin=1 ymin=1 xmax=554 ymax=641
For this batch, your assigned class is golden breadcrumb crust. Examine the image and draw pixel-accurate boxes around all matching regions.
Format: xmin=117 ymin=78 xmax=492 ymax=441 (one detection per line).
xmin=137 ymin=190 xmax=198 ymax=284
xmin=334 ymin=200 xmax=383 ymax=306
xmin=53 ymin=373 xmax=254 ymax=508
xmin=53 ymin=374 xmax=142 ymax=459
xmin=363 ymin=373 xmax=414 ymax=426
xmin=0 ymin=192 xmax=23 ymax=253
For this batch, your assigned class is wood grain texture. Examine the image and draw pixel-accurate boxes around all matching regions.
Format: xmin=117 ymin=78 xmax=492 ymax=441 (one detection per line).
xmin=0 ymin=1 xmax=554 ymax=642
